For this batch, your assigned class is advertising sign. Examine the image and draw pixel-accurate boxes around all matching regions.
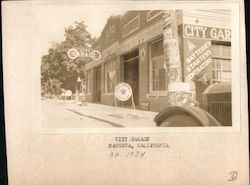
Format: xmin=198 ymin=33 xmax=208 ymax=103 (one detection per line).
xmin=67 ymin=48 xmax=101 ymax=61
xmin=183 ymin=24 xmax=231 ymax=42
xmin=183 ymin=38 xmax=212 ymax=82
xmin=115 ymin=83 xmax=132 ymax=101
xmin=65 ymin=90 xmax=72 ymax=97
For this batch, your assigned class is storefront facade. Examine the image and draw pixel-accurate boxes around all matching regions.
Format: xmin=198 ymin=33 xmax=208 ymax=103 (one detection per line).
xmin=85 ymin=10 xmax=231 ymax=112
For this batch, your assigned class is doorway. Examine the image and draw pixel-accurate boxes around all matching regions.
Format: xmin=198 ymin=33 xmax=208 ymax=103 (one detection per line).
xmin=93 ymin=66 xmax=101 ymax=103
xmin=123 ymin=51 xmax=139 ymax=106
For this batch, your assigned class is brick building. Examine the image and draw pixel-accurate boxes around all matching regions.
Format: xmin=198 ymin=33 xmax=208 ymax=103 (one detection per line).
xmin=84 ymin=10 xmax=231 ymax=112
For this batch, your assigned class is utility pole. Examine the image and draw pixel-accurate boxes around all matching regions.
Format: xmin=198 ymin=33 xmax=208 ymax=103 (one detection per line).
xmin=162 ymin=10 xmax=195 ymax=107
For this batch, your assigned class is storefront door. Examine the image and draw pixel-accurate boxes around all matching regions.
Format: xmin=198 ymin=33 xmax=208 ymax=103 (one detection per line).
xmin=93 ymin=66 xmax=101 ymax=103
xmin=124 ymin=57 xmax=139 ymax=106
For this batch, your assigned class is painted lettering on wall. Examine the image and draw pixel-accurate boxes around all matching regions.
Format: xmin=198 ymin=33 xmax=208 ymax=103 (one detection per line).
xmin=183 ymin=24 xmax=231 ymax=41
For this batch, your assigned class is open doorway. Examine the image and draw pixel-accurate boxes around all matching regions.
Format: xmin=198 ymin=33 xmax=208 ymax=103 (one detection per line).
xmin=123 ymin=50 xmax=139 ymax=106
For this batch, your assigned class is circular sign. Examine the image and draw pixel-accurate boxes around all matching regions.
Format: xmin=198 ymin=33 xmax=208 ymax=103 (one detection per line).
xmin=65 ymin=90 xmax=72 ymax=97
xmin=67 ymin=48 xmax=79 ymax=60
xmin=90 ymin=50 xmax=101 ymax=61
xmin=115 ymin=83 xmax=132 ymax=101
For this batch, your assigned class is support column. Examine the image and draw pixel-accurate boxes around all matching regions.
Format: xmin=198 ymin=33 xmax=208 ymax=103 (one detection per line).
xmin=162 ymin=10 xmax=196 ymax=107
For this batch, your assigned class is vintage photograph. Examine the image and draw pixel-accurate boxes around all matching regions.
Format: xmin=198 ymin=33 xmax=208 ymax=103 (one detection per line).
xmin=40 ymin=9 xmax=232 ymax=128
xmin=3 ymin=1 xmax=249 ymax=185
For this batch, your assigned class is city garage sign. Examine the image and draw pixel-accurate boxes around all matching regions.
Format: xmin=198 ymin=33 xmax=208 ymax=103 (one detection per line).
xmin=67 ymin=48 xmax=101 ymax=61
xmin=183 ymin=24 xmax=231 ymax=41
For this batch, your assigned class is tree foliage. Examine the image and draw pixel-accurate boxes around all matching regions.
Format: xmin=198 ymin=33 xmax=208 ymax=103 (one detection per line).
xmin=41 ymin=21 xmax=95 ymax=97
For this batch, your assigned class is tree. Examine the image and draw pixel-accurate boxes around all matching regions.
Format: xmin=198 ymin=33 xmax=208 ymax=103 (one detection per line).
xmin=41 ymin=21 xmax=95 ymax=98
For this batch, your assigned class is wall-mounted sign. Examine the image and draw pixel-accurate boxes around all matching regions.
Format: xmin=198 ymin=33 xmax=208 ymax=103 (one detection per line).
xmin=183 ymin=24 xmax=231 ymax=41
xmin=115 ymin=83 xmax=132 ymax=101
xmin=67 ymin=48 xmax=101 ymax=61
xmin=183 ymin=39 xmax=212 ymax=81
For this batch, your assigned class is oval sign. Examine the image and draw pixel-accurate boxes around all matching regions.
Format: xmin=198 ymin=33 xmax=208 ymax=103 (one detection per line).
xmin=115 ymin=83 xmax=132 ymax=101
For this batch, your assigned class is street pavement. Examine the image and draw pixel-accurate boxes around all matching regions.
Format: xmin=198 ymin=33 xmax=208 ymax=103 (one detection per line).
xmin=41 ymin=99 xmax=158 ymax=128
xmin=42 ymin=100 xmax=114 ymax=128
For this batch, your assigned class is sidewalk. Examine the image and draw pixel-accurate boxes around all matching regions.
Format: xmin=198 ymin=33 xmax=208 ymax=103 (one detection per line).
xmin=62 ymin=100 xmax=158 ymax=127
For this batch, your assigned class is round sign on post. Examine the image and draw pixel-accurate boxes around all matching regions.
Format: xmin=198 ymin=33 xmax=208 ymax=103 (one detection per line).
xmin=65 ymin=90 xmax=72 ymax=97
xmin=115 ymin=83 xmax=132 ymax=101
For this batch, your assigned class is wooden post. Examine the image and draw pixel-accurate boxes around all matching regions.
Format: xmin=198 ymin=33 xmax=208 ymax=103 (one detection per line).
xmin=162 ymin=10 xmax=195 ymax=107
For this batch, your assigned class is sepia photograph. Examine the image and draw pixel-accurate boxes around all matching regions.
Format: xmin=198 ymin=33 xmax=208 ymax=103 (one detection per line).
xmin=2 ymin=1 xmax=249 ymax=185
xmin=40 ymin=8 xmax=232 ymax=128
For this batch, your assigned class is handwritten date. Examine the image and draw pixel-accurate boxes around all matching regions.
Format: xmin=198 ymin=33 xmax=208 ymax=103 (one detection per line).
xmin=109 ymin=151 xmax=146 ymax=158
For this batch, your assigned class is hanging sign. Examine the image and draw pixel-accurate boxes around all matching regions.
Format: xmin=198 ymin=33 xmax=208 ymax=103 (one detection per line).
xmin=115 ymin=83 xmax=132 ymax=101
xmin=67 ymin=48 xmax=101 ymax=61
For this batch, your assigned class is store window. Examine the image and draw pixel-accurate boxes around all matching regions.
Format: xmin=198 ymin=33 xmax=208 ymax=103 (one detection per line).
xmin=150 ymin=38 xmax=168 ymax=92
xmin=211 ymin=44 xmax=231 ymax=83
xmin=104 ymin=60 xmax=116 ymax=93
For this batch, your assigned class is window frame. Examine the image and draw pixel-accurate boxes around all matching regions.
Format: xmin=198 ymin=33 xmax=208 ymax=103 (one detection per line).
xmin=104 ymin=59 xmax=116 ymax=94
xmin=211 ymin=44 xmax=231 ymax=83
xmin=149 ymin=37 xmax=168 ymax=96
